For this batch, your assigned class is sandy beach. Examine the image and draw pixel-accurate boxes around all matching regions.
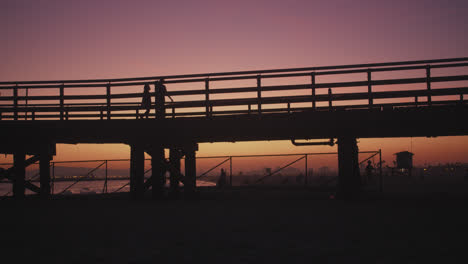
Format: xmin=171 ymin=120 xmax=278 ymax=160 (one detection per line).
xmin=3 ymin=189 xmax=468 ymax=264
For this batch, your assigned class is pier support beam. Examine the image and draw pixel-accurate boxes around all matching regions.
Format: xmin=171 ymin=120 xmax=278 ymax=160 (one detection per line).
xmin=130 ymin=143 xmax=145 ymax=199
xmin=150 ymin=146 xmax=166 ymax=199
xmin=337 ymin=137 xmax=361 ymax=200
xmin=169 ymin=148 xmax=182 ymax=198
xmin=39 ymin=152 xmax=52 ymax=198
xmin=13 ymin=152 xmax=26 ymax=199
xmin=39 ymin=143 xmax=55 ymax=198
xmin=183 ymin=143 xmax=198 ymax=198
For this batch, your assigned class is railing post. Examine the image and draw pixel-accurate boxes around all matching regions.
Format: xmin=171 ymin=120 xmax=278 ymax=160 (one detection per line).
xmin=25 ymin=87 xmax=29 ymax=120
xmin=367 ymin=69 xmax=373 ymax=108
xmin=205 ymin=78 xmax=210 ymax=117
xmin=32 ymin=110 xmax=35 ymax=121
xmin=328 ymin=88 xmax=333 ymax=111
xmin=426 ymin=65 xmax=432 ymax=107
xmin=257 ymin=75 xmax=262 ymax=115
xmin=51 ymin=162 xmax=55 ymax=195
xmin=60 ymin=83 xmax=64 ymax=120
xmin=229 ymin=156 xmax=233 ymax=187
xmin=379 ymin=149 xmax=383 ymax=193
xmin=311 ymin=72 xmax=316 ymax=110
xmin=287 ymin=102 xmax=291 ymax=114
xmin=106 ymin=83 xmax=111 ymax=119
xmin=103 ymin=160 xmax=108 ymax=194
xmin=304 ymin=154 xmax=308 ymax=186
xmin=13 ymin=84 xmax=18 ymax=120
xmin=172 ymin=107 xmax=175 ymax=118
xmin=415 ymin=96 xmax=418 ymax=107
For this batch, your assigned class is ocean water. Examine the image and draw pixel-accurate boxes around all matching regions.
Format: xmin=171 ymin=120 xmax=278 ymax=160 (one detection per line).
xmin=0 ymin=179 xmax=215 ymax=197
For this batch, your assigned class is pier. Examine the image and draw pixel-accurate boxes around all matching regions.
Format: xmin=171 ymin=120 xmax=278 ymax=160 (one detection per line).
xmin=1 ymin=58 xmax=468 ymax=199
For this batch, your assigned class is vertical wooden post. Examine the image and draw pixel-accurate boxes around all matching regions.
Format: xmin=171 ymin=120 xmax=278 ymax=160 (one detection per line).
xmin=415 ymin=96 xmax=418 ymax=107
xmin=328 ymin=88 xmax=333 ymax=111
xmin=13 ymin=152 xmax=26 ymax=199
xmin=169 ymin=148 xmax=181 ymax=197
xmin=311 ymin=72 xmax=316 ymax=110
xmin=25 ymin=88 xmax=29 ymax=120
xmin=184 ymin=143 xmax=198 ymax=198
xmin=367 ymin=69 xmax=373 ymax=108
xmin=229 ymin=156 xmax=233 ymax=187
xmin=151 ymin=146 xmax=165 ymax=199
xmin=257 ymin=75 xmax=262 ymax=115
xmin=426 ymin=65 xmax=432 ymax=107
xmin=205 ymin=78 xmax=210 ymax=117
xmin=40 ymin=150 xmax=52 ymax=198
xmin=379 ymin=149 xmax=383 ymax=193
xmin=130 ymin=143 xmax=145 ymax=199
xmin=305 ymin=154 xmax=308 ymax=186
xmin=60 ymin=84 xmax=64 ymax=120
xmin=103 ymin=160 xmax=108 ymax=193
xmin=51 ymin=162 xmax=55 ymax=194
xmin=106 ymin=83 xmax=111 ymax=119
xmin=337 ymin=137 xmax=361 ymax=200
xmin=13 ymin=84 xmax=18 ymax=120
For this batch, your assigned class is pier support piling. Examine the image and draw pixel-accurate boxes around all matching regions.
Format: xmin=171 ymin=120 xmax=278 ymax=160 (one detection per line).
xmin=13 ymin=152 xmax=26 ymax=199
xmin=130 ymin=143 xmax=145 ymax=199
xmin=169 ymin=148 xmax=182 ymax=198
xmin=150 ymin=146 xmax=166 ymax=199
xmin=337 ymin=137 xmax=361 ymax=200
xmin=39 ymin=152 xmax=52 ymax=198
xmin=183 ymin=143 xmax=198 ymax=198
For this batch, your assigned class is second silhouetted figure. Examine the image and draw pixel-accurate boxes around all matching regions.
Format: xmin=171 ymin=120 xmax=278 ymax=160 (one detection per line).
xmin=140 ymin=83 xmax=151 ymax=119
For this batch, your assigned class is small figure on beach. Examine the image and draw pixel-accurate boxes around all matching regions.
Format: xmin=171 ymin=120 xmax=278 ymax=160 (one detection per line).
xmin=140 ymin=83 xmax=151 ymax=119
xmin=365 ymin=160 xmax=374 ymax=184
xmin=217 ymin=168 xmax=227 ymax=188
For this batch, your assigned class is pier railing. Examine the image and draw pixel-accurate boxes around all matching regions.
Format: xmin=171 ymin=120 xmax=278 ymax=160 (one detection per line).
xmin=0 ymin=58 xmax=467 ymax=120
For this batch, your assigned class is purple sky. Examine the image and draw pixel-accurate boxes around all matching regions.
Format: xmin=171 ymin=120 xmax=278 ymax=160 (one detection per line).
xmin=2 ymin=0 xmax=467 ymax=80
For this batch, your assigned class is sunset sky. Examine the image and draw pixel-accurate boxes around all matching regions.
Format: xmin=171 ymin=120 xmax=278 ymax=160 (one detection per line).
xmin=1 ymin=0 xmax=467 ymax=168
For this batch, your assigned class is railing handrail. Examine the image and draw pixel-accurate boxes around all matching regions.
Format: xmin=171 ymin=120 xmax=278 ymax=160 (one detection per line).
xmin=0 ymin=151 xmax=380 ymax=166
xmin=0 ymin=58 xmax=467 ymax=121
xmin=1 ymin=57 xmax=467 ymax=86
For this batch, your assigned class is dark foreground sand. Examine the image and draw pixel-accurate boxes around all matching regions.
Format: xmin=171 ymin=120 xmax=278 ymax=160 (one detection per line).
xmin=2 ymin=189 xmax=468 ymax=264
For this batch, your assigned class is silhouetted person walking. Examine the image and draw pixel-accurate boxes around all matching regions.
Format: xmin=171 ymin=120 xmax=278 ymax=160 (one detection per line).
xmin=140 ymin=84 xmax=151 ymax=119
xmin=155 ymin=80 xmax=167 ymax=119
